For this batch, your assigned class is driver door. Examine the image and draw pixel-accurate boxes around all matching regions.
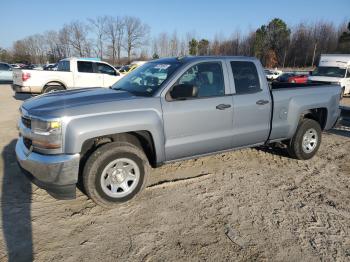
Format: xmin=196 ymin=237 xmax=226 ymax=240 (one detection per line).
xmin=161 ymin=61 xmax=234 ymax=161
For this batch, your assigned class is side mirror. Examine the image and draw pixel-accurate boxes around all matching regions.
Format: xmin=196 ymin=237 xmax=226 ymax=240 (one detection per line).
xmin=170 ymin=84 xmax=198 ymax=100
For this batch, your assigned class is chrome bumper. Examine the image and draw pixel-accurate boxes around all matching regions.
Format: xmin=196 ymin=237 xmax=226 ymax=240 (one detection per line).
xmin=15 ymin=137 xmax=80 ymax=199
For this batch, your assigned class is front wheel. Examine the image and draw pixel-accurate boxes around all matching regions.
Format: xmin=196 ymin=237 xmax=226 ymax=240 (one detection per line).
xmin=83 ymin=142 xmax=150 ymax=208
xmin=287 ymin=119 xmax=321 ymax=160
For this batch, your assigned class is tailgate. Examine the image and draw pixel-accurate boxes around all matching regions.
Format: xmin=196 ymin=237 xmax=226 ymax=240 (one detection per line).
xmin=13 ymin=69 xmax=24 ymax=85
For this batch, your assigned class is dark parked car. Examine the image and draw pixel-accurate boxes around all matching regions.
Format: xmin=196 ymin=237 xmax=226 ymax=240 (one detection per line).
xmin=276 ymin=73 xmax=295 ymax=82
xmin=43 ymin=63 xmax=58 ymax=71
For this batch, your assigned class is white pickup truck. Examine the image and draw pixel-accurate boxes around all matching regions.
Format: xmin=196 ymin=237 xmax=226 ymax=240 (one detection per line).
xmin=12 ymin=58 xmax=124 ymax=93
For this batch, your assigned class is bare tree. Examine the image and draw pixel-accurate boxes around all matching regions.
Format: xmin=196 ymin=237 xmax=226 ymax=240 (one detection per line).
xmin=58 ymin=26 xmax=72 ymax=58
xmin=170 ymin=31 xmax=179 ymax=56
xmin=124 ymin=16 xmax=149 ymax=62
xmin=105 ymin=16 xmax=125 ymax=64
xmin=88 ymin=16 xmax=107 ymax=59
xmin=64 ymin=21 xmax=91 ymax=57
xmin=158 ymin=32 xmax=170 ymax=57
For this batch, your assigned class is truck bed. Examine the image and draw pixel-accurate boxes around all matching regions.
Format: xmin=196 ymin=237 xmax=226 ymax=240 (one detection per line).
xmin=270 ymin=82 xmax=328 ymax=89
xmin=269 ymin=83 xmax=341 ymax=141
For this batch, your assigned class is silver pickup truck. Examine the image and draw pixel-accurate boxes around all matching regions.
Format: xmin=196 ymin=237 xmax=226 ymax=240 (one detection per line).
xmin=15 ymin=56 xmax=341 ymax=207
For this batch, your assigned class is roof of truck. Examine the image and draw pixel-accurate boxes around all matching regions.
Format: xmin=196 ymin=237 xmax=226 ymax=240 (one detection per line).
xmin=152 ymin=56 xmax=259 ymax=64
xmin=60 ymin=57 xmax=102 ymax=62
xmin=320 ymin=54 xmax=350 ymax=68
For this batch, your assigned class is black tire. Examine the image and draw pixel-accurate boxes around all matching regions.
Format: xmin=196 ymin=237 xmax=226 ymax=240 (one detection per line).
xmin=43 ymin=85 xmax=65 ymax=93
xmin=287 ymin=118 xmax=321 ymax=160
xmin=341 ymin=87 xmax=345 ymax=99
xmin=82 ymin=142 xmax=150 ymax=208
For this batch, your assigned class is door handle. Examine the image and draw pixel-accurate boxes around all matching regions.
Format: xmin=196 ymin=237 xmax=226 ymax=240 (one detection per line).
xmin=256 ymin=100 xmax=269 ymax=105
xmin=216 ymin=104 xmax=231 ymax=110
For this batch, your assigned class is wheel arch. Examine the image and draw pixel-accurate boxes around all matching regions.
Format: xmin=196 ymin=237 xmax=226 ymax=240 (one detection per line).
xmin=43 ymin=81 xmax=67 ymax=90
xmin=79 ymin=131 xmax=157 ymax=169
xmin=300 ymin=107 xmax=328 ymax=130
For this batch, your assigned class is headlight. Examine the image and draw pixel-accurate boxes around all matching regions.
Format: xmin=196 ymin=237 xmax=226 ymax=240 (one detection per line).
xmin=31 ymin=119 xmax=62 ymax=150
xmin=31 ymin=119 xmax=61 ymax=134
xmin=331 ymin=82 xmax=340 ymax=85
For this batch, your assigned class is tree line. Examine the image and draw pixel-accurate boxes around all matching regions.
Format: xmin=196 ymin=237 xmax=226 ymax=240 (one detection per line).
xmin=0 ymin=16 xmax=349 ymax=68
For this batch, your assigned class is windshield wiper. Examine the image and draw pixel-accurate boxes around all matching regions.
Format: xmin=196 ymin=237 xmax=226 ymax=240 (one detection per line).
xmin=112 ymin=87 xmax=138 ymax=96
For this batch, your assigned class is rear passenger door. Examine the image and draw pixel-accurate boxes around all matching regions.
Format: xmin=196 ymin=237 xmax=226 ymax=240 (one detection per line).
xmin=161 ymin=61 xmax=234 ymax=161
xmin=228 ymin=60 xmax=272 ymax=147
xmin=74 ymin=61 xmax=103 ymax=88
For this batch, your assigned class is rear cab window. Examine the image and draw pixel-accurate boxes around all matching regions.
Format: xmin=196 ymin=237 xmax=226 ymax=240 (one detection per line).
xmin=57 ymin=61 xmax=70 ymax=72
xmin=230 ymin=61 xmax=261 ymax=94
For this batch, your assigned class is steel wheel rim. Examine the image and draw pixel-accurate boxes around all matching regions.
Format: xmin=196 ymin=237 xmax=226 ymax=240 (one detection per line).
xmin=302 ymin=128 xmax=318 ymax=153
xmin=100 ymin=158 xmax=140 ymax=198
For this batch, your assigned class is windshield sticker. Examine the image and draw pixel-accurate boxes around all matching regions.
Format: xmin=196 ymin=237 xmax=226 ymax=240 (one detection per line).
xmin=154 ymin=64 xmax=171 ymax=70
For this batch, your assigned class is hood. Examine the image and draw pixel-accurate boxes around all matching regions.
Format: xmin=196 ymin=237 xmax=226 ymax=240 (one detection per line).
xmin=308 ymin=75 xmax=343 ymax=83
xmin=22 ymin=87 xmax=138 ymax=118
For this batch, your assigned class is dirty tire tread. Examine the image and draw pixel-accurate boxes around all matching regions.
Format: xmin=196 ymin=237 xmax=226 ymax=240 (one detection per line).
xmin=82 ymin=141 xmax=150 ymax=208
xmin=288 ymin=118 xmax=321 ymax=160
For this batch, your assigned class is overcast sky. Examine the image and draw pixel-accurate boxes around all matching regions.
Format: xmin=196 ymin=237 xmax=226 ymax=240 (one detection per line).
xmin=0 ymin=0 xmax=349 ymax=48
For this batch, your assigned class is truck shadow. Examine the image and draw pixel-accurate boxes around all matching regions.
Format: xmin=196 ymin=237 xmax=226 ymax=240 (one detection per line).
xmin=255 ymin=144 xmax=291 ymax=158
xmin=328 ymin=119 xmax=350 ymax=138
xmin=13 ymin=93 xmax=33 ymax=101
xmin=1 ymin=140 xmax=33 ymax=262
xmin=0 ymin=81 xmax=13 ymax=85
xmin=327 ymin=107 xmax=350 ymax=138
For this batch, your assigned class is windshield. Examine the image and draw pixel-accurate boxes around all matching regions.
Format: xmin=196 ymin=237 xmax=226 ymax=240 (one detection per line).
xmin=112 ymin=61 xmax=182 ymax=96
xmin=119 ymin=65 xmax=130 ymax=73
xmin=312 ymin=66 xmax=346 ymax=78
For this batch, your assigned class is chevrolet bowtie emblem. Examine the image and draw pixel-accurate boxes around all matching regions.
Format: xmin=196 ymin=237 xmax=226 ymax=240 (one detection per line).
xmin=25 ymin=145 xmax=33 ymax=158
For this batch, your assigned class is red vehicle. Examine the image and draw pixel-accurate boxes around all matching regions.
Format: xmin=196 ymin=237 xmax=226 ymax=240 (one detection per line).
xmin=288 ymin=74 xmax=308 ymax=83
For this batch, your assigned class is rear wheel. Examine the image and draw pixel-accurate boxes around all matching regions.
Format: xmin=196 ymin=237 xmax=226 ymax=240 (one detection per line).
xmin=287 ymin=119 xmax=321 ymax=160
xmin=43 ymin=84 xmax=65 ymax=93
xmin=341 ymin=87 xmax=345 ymax=99
xmin=82 ymin=142 xmax=150 ymax=208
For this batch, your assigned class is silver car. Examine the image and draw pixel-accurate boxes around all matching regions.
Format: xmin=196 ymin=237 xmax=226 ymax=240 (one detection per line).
xmin=0 ymin=62 xmax=13 ymax=81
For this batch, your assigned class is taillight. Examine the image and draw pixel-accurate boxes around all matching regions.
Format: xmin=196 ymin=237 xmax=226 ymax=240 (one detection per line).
xmin=22 ymin=72 xmax=31 ymax=81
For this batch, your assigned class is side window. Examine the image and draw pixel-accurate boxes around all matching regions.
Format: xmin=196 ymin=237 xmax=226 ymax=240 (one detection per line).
xmin=347 ymin=69 xmax=350 ymax=78
xmin=230 ymin=61 xmax=261 ymax=94
xmin=77 ymin=61 xmax=93 ymax=73
xmin=176 ymin=62 xmax=225 ymax=98
xmin=97 ymin=63 xmax=116 ymax=76
xmin=0 ymin=63 xmax=10 ymax=71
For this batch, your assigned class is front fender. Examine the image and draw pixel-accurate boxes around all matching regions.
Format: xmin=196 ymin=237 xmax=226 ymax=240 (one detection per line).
xmin=64 ymin=110 xmax=166 ymax=163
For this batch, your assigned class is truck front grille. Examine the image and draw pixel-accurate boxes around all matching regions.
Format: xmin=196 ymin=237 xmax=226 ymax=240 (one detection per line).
xmin=23 ymin=137 xmax=32 ymax=150
xmin=22 ymin=116 xmax=31 ymax=129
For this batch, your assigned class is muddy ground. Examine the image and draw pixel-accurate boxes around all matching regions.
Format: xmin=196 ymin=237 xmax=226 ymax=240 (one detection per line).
xmin=0 ymin=84 xmax=349 ymax=261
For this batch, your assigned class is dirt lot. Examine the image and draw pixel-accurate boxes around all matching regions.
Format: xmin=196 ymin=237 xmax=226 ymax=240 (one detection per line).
xmin=0 ymin=84 xmax=349 ymax=261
